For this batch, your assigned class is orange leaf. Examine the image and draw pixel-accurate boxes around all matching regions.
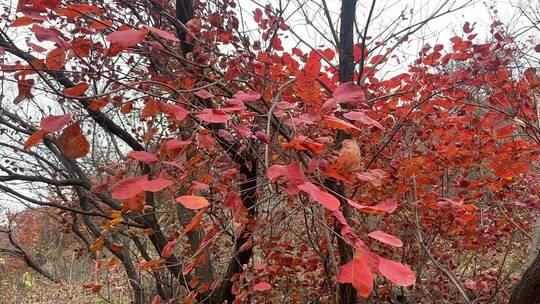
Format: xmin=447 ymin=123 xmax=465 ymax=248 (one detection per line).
xmin=176 ymin=195 xmax=210 ymax=210
xmin=64 ymin=82 xmax=89 ymax=96
xmin=24 ymin=129 xmax=48 ymax=150
xmin=182 ymin=209 xmax=204 ymax=234
xmin=10 ymin=16 xmax=37 ymax=27
xmin=58 ymin=123 xmax=90 ymax=158
xmin=122 ymin=192 xmax=146 ymax=212
xmin=89 ymin=235 xmax=104 ymax=252
xmin=83 ymin=282 xmax=102 ymax=293
xmin=281 ymin=137 xmax=324 ymax=155
xmin=323 ymin=116 xmax=361 ymax=133
xmin=326 ymin=139 xmax=362 ymax=180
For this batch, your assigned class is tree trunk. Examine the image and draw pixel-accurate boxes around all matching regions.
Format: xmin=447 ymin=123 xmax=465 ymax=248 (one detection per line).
xmin=334 ymin=0 xmax=359 ymax=303
xmin=509 ymin=251 xmax=540 ymax=304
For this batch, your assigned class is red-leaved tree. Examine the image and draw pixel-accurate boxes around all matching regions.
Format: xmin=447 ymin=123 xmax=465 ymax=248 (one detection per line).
xmin=0 ymin=0 xmax=539 ymax=303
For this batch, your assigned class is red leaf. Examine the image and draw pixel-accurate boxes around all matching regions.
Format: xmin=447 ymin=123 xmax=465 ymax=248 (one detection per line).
xmin=40 ymin=114 xmax=70 ymax=132
xmin=463 ymin=22 xmax=474 ymax=34
xmin=377 ymin=257 xmax=415 ymax=286
xmin=45 ymin=47 xmax=66 ymax=70
xmin=13 ymin=78 xmax=34 ymax=104
xmin=150 ymin=295 xmax=161 ymax=304
xmin=348 ymin=199 xmax=398 ymax=214
xmin=325 ymin=139 xmax=362 ymax=181
xmin=10 ymin=16 xmax=38 ymax=27
xmin=464 ymin=279 xmax=477 ymax=291
xmin=535 ymin=44 xmax=540 ymax=53
xmin=298 ymin=182 xmax=340 ymax=210
xmin=235 ymin=124 xmax=253 ymax=137
xmin=141 ymin=176 xmax=173 ymax=192
xmin=58 ymin=123 xmax=89 ymax=158
xmin=24 ymin=129 xmax=48 ymax=150
xmin=370 ymin=54 xmax=387 ymax=64
xmin=368 ymin=230 xmax=403 ymax=247
xmin=356 ymin=169 xmax=386 ymax=187
xmin=338 ymin=256 xmax=373 ymax=297
xmin=67 ymin=3 xmax=103 ymax=13
xmin=194 ymin=89 xmax=214 ymax=99
xmin=64 ymin=82 xmax=90 ymax=96
xmin=254 ymin=131 xmax=270 ymax=144
xmin=254 ymin=8 xmax=263 ymax=23
xmin=321 ymin=48 xmax=335 ymax=60
xmin=83 ymin=282 xmax=102 ymax=293
xmin=343 ymin=111 xmax=384 ymax=130
xmin=111 ymin=175 xmax=148 ymax=200
xmin=165 ymin=104 xmax=189 ymax=122
xmin=233 ymin=91 xmax=261 ymax=102
xmin=32 ymin=25 xmax=70 ymax=48
xmin=186 ymin=18 xmax=202 ymax=33
xmin=107 ymin=29 xmax=147 ymax=47
xmin=267 ymin=163 xmax=306 ymax=186
xmin=71 ymin=38 xmax=93 ymax=57
xmin=89 ymin=19 xmax=113 ymax=30
xmin=127 ymin=151 xmax=159 ymax=164
xmin=164 ymin=139 xmax=192 ymax=150
xmin=145 ymin=26 xmax=179 ymax=42
xmin=161 ymin=239 xmax=177 ymax=257
xmin=323 ymin=116 xmax=361 ymax=133
xmin=323 ymin=82 xmax=365 ymax=108
xmin=254 ymin=282 xmax=272 ymax=291
xmin=196 ymin=109 xmax=231 ymax=123
xmin=176 ymin=195 xmax=210 ymax=209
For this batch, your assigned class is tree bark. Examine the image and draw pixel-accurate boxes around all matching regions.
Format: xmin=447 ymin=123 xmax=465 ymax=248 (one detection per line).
xmin=333 ymin=0 xmax=359 ymax=303
xmin=509 ymin=251 xmax=540 ymax=304
xmin=176 ymin=0 xmax=194 ymax=55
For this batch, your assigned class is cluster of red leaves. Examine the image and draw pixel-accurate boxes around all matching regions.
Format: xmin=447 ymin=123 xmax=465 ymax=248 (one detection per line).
xmin=2 ymin=0 xmax=540 ymax=302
